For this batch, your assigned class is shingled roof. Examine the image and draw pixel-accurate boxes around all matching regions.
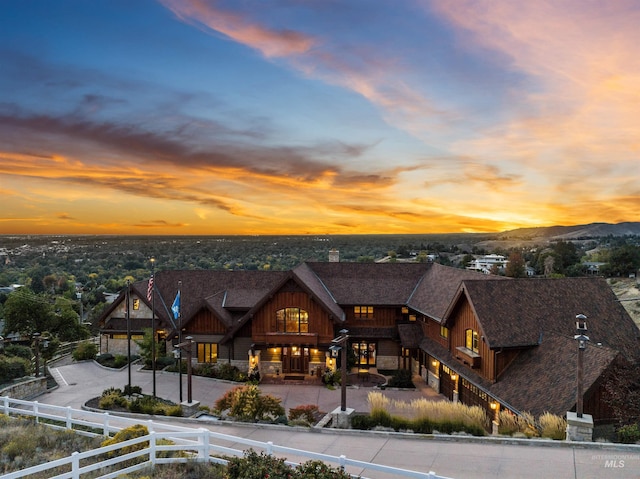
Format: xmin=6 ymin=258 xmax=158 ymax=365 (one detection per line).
xmin=455 ymin=277 xmax=640 ymax=359
xmin=303 ymin=261 xmax=432 ymax=305
xmin=489 ymin=333 xmax=620 ymax=416
xmin=408 ymin=262 xmax=507 ymax=321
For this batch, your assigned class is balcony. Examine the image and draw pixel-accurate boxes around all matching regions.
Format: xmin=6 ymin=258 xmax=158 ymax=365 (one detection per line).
xmin=455 ymin=346 xmax=481 ymax=369
xmin=265 ymin=332 xmax=318 ymax=346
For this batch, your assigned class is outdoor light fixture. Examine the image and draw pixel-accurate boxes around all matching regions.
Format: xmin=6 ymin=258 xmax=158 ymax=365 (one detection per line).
xmin=450 ymin=373 xmax=457 ymax=381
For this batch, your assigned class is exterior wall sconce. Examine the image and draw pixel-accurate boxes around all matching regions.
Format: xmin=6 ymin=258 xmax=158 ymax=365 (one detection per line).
xmin=450 ymin=373 xmax=457 ymax=381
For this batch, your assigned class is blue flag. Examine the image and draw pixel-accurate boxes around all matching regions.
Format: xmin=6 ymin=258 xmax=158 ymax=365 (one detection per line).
xmin=171 ymin=290 xmax=180 ymax=319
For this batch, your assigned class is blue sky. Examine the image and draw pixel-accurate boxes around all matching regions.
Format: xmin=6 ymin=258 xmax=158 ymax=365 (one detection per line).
xmin=1 ymin=0 xmax=639 ymax=235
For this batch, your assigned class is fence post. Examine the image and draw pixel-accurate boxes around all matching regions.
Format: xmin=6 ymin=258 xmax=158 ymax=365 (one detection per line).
xmin=2 ymin=396 xmax=8 ymax=415
xmin=147 ymin=419 xmax=154 ymax=433
xmin=103 ymin=412 xmax=110 ymax=437
xmin=427 ymin=472 xmax=436 ymax=479
xmin=339 ymin=454 xmax=347 ymax=470
xmin=266 ymin=441 xmax=274 ymax=455
xmin=150 ymin=431 xmax=157 ymax=466
xmin=71 ymin=451 xmax=80 ymax=479
xmin=200 ymin=428 xmax=210 ymax=460
xmin=34 ymin=401 xmax=39 ymax=423
xmin=66 ymin=406 xmax=73 ymax=430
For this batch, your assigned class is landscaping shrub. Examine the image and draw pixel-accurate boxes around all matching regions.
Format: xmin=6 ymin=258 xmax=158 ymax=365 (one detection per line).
xmin=96 ymin=353 xmax=114 ymax=364
xmin=617 ymin=423 xmax=640 ymax=444
xmin=0 ymin=355 xmax=31 ymax=384
xmin=101 ymin=424 xmax=149 ymax=459
xmin=539 ymin=412 xmax=567 ymax=440
xmin=72 ymin=341 xmax=98 ymax=361
xmin=288 ymin=404 xmax=320 ymax=425
xmin=214 ymin=385 xmax=285 ymax=422
xmin=227 ymin=449 xmax=353 ymax=479
xmin=3 ymin=344 xmax=32 ymax=360
xmin=123 ymin=384 xmax=142 ymax=396
xmin=227 ymin=450 xmax=293 ymax=479
xmin=113 ymin=354 xmax=128 ymax=368
xmin=387 ymin=369 xmax=415 ymax=388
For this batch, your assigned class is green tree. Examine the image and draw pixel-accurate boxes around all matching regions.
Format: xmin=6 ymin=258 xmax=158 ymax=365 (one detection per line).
xmin=606 ymin=245 xmax=640 ymax=277
xmin=134 ymin=328 xmax=164 ymax=367
xmin=51 ymin=297 xmax=90 ymax=342
xmin=505 ymin=252 xmax=526 ymax=278
xmin=3 ymin=288 xmax=53 ymax=336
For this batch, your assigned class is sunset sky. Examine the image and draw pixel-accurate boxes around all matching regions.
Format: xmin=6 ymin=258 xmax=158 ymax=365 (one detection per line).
xmin=1 ymin=0 xmax=639 ymax=235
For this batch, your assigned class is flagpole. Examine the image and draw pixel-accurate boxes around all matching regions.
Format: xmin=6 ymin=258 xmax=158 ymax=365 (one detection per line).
xmin=177 ymin=280 xmax=183 ymax=403
xmin=126 ymin=280 xmax=131 ymax=393
xmin=150 ymin=258 xmax=156 ymax=399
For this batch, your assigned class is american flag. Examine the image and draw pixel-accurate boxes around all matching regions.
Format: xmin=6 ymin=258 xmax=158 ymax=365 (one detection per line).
xmin=147 ymin=276 xmax=154 ymax=302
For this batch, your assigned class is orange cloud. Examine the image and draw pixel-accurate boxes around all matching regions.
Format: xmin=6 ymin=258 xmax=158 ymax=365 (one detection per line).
xmin=160 ymin=0 xmax=315 ymax=58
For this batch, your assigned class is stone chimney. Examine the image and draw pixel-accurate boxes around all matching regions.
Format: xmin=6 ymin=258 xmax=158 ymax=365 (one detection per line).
xmin=329 ymin=249 xmax=339 ymax=262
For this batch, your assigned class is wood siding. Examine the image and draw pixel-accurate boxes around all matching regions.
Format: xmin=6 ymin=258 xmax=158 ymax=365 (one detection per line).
xmin=251 ymin=286 xmax=335 ymax=345
xmin=343 ymin=306 xmax=399 ymax=329
xmin=449 ymin=299 xmax=496 ymax=381
xmin=184 ymin=309 xmax=227 ymax=335
xmin=423 ymin=316 xmax=449 ymax=348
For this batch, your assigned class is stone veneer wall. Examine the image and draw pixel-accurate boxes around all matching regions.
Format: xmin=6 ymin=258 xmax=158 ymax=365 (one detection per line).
xmin=0 ymin=377 xmax=48 ymax=400
xmin=376 ymin=355 xmax=399 ymax=370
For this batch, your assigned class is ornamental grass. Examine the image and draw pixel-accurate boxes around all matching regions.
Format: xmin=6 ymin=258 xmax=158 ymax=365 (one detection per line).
xmin=539 ymin=412 xmax=567 ymax=440
xmin=365 ymin=391 xmax=488 ymax=435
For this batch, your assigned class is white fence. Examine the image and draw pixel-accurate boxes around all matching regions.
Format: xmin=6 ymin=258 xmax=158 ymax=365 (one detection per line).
xmin=0 ymin=397 xmax=452 ymax=479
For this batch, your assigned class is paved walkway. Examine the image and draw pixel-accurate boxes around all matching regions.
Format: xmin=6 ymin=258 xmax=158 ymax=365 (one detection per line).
xmin=36 ymin=360 xmax=640 ymax=479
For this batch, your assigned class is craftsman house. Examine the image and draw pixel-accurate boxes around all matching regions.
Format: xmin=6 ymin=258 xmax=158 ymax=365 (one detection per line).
xmin=99 ymin=261 xmax=640 ymax=422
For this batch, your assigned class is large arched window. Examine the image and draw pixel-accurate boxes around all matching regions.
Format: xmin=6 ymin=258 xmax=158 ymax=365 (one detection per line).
xmin=276 ymin=308 xmax=309 ymax=333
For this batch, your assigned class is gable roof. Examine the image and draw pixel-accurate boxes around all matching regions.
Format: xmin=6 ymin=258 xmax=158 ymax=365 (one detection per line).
xmin=408 ymin=262 xmax=508 ymax=321
xmin=489 ymin=333 xmax=620 ymax=417
xmin=454 ymin=277 xmax=640 ymax=359
xmin=303 ymin=261 xmax=432 ymax=305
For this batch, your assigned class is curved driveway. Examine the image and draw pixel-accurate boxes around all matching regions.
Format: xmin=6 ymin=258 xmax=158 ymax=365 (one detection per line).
xmin=39 ymin=361 xmax=640 ymax=479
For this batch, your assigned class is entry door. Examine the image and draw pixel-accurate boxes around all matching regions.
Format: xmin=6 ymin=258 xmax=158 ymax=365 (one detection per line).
xmin=290 ymin=346 xmax=302 ymax=372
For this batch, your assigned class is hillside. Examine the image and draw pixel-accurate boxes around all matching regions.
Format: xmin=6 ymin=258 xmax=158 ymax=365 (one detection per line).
xmin=498 ymin=222 xmax=640 ymax=241
xmin=609 ymin=278 xmax=640 ymax=329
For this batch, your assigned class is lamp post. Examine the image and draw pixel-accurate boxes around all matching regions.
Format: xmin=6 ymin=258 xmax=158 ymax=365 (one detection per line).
xmin=574 ymin=314 xmax=589 ymax=418
xmin=76 ymin=292 xmax=83 ymax=324
xmin=174 ymin=336 xmax=194 ymax=403
xmin=331 ymin=329 xmax=349 ymax=411
xmin=32 ymin=332 xmax=41 ymax=377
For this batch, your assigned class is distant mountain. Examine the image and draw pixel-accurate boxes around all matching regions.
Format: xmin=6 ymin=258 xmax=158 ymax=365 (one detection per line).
xmin=496 ymin=222 xmax=640 ymax=241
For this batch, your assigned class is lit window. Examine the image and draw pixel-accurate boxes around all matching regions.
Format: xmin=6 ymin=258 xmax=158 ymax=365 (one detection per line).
xmin=440 ymin=326 xmax=449 ymax=338
xmin=197 ymin=343 xmax=218 ymax=363
xmin=465 ymin=329 xmax=479 ymax=353
xmin=276 ymin=308 xmax=309 ymax=333
xmin=354 ymin=306 xmax=374 ymax=318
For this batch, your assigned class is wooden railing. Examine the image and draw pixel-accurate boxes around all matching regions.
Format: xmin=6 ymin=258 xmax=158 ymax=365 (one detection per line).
xmin=0 ymin=397 xmax=452 ymax=479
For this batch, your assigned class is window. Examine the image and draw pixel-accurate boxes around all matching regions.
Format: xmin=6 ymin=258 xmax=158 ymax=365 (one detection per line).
xmin=276 ymin=308 xmax=309 ymax=333
xmin=465 ymin=329 xmax=479 ymax=353
xmin=354 ymin=306 xmax=374 ymax=318
xmin=352 ymin=341 xmax=376 ymax=366
xmin=440 ymin=326 xmax=449 ymax=338
xmin=132 ymin=299 xmax=140 ymax=310
xmin=112 ymin=334 xmax=143 ymax=340
xmin=197 ymin=343 xmax=218 ymax=363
